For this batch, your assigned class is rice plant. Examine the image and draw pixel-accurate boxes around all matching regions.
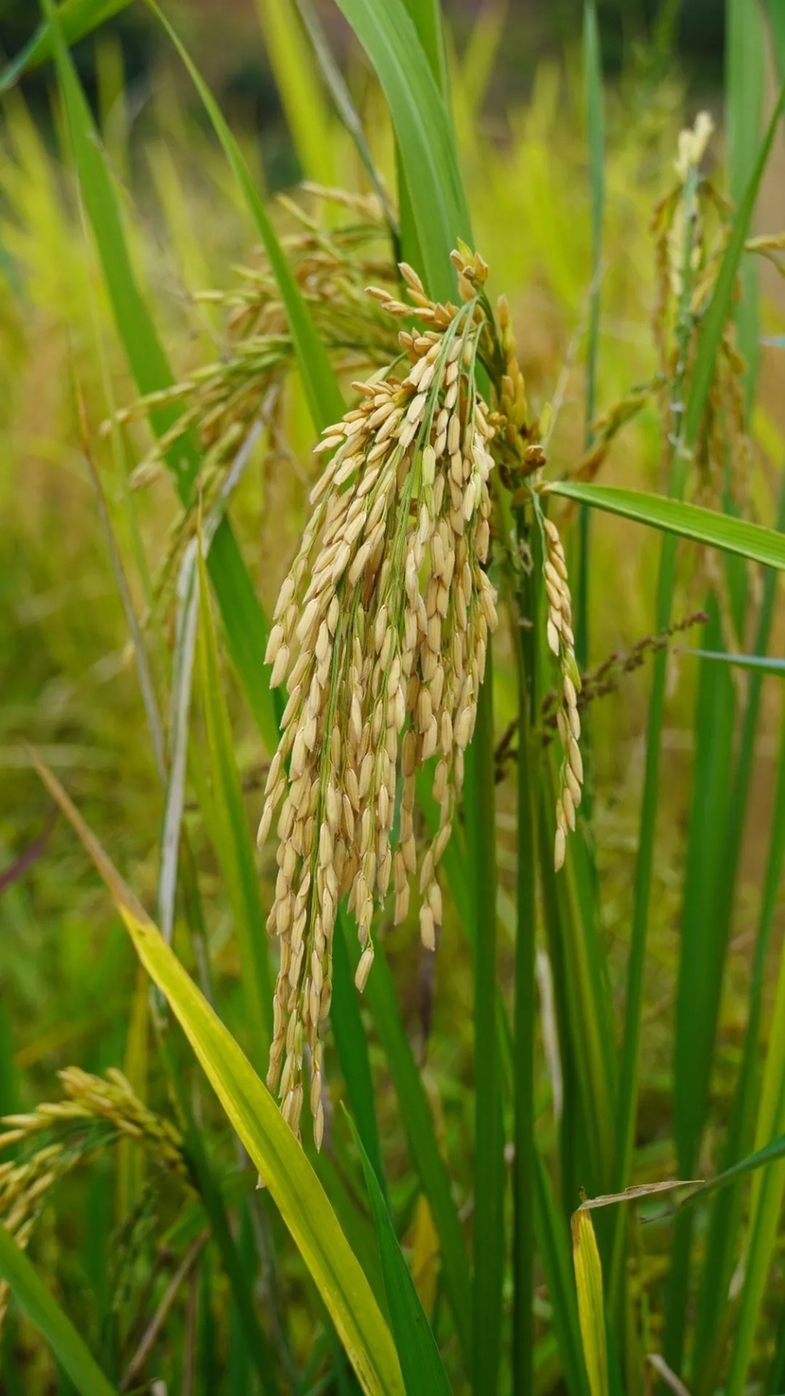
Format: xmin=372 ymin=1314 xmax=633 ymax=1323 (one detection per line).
xmin=2 ymin=1 xmax=785 ymax=1393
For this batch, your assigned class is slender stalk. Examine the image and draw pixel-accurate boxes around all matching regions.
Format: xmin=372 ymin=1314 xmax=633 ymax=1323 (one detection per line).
xmin=466 ymin=654 xmax=505 ymax=1396
xmin=692 ymin=486 xmax=785 ymax=1377
xmin=577 ymin=0 xmax=604 ymax=671
xmin=513 ymin=633 xmax=537 ymax=1394
xmin=609 ymin=165 xmax=700 ymax=1315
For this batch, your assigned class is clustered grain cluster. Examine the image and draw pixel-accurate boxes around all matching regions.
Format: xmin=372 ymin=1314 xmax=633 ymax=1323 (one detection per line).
xmin=0 ymin=1068 xmax=189 ymax=1329
xmin=257 ymin=252 xmax=499 ymax=1145
xmin=542 ymin=518 xmax=583 ymax=869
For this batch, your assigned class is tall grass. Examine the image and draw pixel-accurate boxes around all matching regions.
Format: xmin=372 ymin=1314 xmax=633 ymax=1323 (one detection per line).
xmin=1 ymin=2 xmax=785 ymax=1393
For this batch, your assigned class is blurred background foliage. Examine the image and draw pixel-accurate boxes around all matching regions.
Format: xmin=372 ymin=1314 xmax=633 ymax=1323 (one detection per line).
xmin=1 ymin=0 xmax=784 ymax=1389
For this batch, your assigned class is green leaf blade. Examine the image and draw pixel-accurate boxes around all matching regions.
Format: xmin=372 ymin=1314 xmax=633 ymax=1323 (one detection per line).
xmin=0 ymin=1225 xmax=117 ymax=1396
xmin=347 ymin=1115 xmax=453 ymax=1396
xmin=549 ymin=483 xmax=785 ymax=571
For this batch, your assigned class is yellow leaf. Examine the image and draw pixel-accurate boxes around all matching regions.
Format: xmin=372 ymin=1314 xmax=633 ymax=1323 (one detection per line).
xmin=571 ymin=1205 xmax=608 ymax=1396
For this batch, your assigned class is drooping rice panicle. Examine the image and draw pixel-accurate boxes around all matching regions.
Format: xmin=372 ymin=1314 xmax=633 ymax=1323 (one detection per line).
xmin=257 ymin=251 xmax=499 ymax=1145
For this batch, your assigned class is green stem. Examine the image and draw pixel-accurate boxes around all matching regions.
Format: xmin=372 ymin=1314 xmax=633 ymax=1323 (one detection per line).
xmin=577 ymin=0 xmax=604 ymax=672
xmin=692 ymin=485 xmax=785 ymax=1377
xmin=513 ymin=647 xmax=537 ymax=1394
xmin=609 ymin=164 xmax=701 ymax=1317
xmin=466 ymin=654 xmax=505 ymax=1396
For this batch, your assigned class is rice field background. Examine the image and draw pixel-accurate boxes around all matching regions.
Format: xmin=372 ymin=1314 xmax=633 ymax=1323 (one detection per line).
xmin=1 ymin=2 xmax=785 ymax=1394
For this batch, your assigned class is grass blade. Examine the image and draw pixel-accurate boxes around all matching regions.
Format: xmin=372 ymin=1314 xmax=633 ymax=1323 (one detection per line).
xmin=514 ymin=679 xmax=537 ymax=1395
xmin=770 ymin=1 xmax=785 ymax=77
xmin=34 ymin=760 xmax=405 ymax=1396
xmin=158 ymin=546 xmax=199 ymax=943
xmin=43 ymin=0 xmax=280 ymax=750
xmin=252 ymin=0 xmax=336 ymax=184
xmin=195 ymin=542 xmax=273 ymax=1062
xmin=0 ymin=1224 xmax=117 ymax=1396
xmin=339 ymin=916 xmax=473 ymax=1363
xmin=661 ymin=599 xmax=735 ymax=1372
xmin=465 ymin=659 xmax=505 ymax=1396
xmin=694 ymin=655 xmax=785 ymax=1374
xmin=76 ymin=392 xmax=166 ymax=785
xmin=143 ymin=0 xmax=345 ymax=435
xmin=399 ymin=0 xmax=449 ymax=97
xmin=331 ymin=912 xmax=386 ymax=1196
xmin=686 ymin=649 xmax=785 ymax=677
xmin=292 ymin=0 xmax=399 ymax=235
xmin=672 ymin=602 xmax=735 ymax=1171
xmin=347 ymin=1115 xmax=453 ymax=1396
xmin=720 ymin=689 xmax=785 ymax=1392
xmin=602 ymin=95 xmax=785 ymax=1218
xmin=577 ymin=0 xmax=604 ymax=668
xmin=332 ymin=0 xmax=470 ymax=300
xmin=549 ymin=483 xmax=785 ymax=570
xmin=726 ymin=0 xmax=765 ymax=413
xmin=539 ymin=774 xmax=616 ymax=1194
xmin=0 ymin=0 xmax=132 ymax=94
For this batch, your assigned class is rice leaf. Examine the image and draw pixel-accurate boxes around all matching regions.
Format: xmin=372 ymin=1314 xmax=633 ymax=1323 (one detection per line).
xmin=252 ymin=0 xmax=336 ymax=184
xmin=292 ymin=0 xmax=399 ymax=235
xmin=339 ymin=916 xmax=473 ymax=1362
xmin=577 ymin=0 xmax=604 ymax=667
xmin=0 ymin=1224 xmax=117 ymax=1396
xmin=726 ymin=0 xmax=765 ymax=413
xmin=465 ymin=661 xmax=505 ymax=1396
xmin=42 ymin=0 xmax=280 ymax=751
xmin=770 ymin=1 xmax=785 ymax=80
xmin=157 ymin=547 xmax=200 ymax=943
xmin=579 ymin=1180 xmax=700 ymax=1210
xmin=0 ymin=0 xmax=131 ymax=93
xmin=693 ymin=625 xmax=785 ymax=1375
xmin=77 ymin=392 xmax=166 ymax=785
xmin=571 ymin=1206 xmax=609 ymax=1396
xmin=332 ymin=0 xmax=471 ymax=300
xmin=607 ymin=76 xmax=784 ymax=1338
xmin=690 ymin=480 xmax=782 ymax=1373
xmin=513 ymin=666 xmax=537 ymax=1395
xmin=672 ymin=628 xmax=738 ymax=1180
xmin=143 ymin=0 xmax=345 ymax=433
xmin=679 ymin=1129 xmax=785 ymax=1210
xmin=331 ymin=912 xmax=387 ymax=1197
xmin=686 ymin=649 xmax=785 ymax=676
xmin=400 ymin=0 xmax=449 ymax=97
xmin=33 ymin=760 xmax=405 ymax=1396
xmin=539 ymin=775 xmax=616 ymax=1195
xmin=723 ymin=717 xmax=785 ymax=1391
xmin=195 ymin=542 xmax=273 ymax=1063
xmin=549 ymin=483 xmax=785 ymax=570
xmin=347 ymin=1115 xmax=454 ymax=1396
